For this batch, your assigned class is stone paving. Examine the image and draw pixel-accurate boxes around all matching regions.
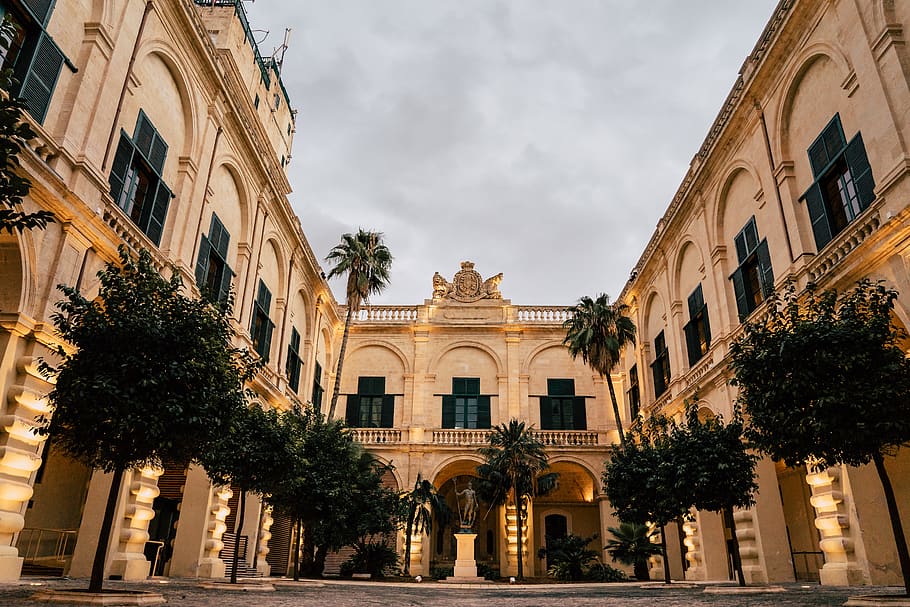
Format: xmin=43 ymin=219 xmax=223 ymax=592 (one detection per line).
xmin=0 ymin=577 xmax=903 ymax=607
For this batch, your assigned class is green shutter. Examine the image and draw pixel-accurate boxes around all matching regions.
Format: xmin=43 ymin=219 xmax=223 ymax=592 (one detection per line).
xmin=684 ymin=320 xmax=700 ymax=367
xmin=22 ymin=0 xmax=55 ymax=25
xmin=651 ymin=360 xmax=664 ymax=396
xmin=734 ymin=232 xmax=748 ymax=265
xmin=217 ymin=263 xmax=234 ymax=304
xmin=442 ymin=396 xmax=456 ymax=428
xmin=144 ymin=181 xmax=171 ymax=246
xmin=209 ymin=214 xmax=230 ymax=257
xmin=109 ymin=132 xmax=135 ymax=206
xmin=134 ymin=112 xmax=155 ymax=159
xmin=345 ymin=395 xmax=359 ymax=426
xmin=845 ymin=133 xmax=875 ymax=211
xmin=477 ymin=395 xmax=491 ymax=429
xmin=148 ymin=132 xmax=168 ymax=175
xmin=261 ymin=319 xmax=274 ymax=363
xmin=539 ymin=397 xmax=554 ymax=430
xmin=731 ymin=267 xmax=748 ymax=320
xmin=19 ymin=31 xmax=65 ymax=124
xmin=380 ymin=395 xmax=395 ymax=428
xmin=756 ymin=240 xmax=774 ymax=298
xmin=572 ymin=397 xmax=587 ymax=430
xmin=702 ymin=306 xmax=711 ymax=347
xmin=195 ymin=235 xmax=211 ymax=288
xmin=808 ymin=115 xmax=846 ymax=176
xmin=802 ymin=182 xmax=832 ymax=250
xmin=687 ymin=285 xmax=704 ymax=318
xmin=547 ymin=379 xmax=575 ymax=397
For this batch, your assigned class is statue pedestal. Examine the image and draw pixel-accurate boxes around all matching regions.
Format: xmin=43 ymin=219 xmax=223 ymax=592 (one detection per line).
xmin=451 ymin=532 xmax=484 ymax=581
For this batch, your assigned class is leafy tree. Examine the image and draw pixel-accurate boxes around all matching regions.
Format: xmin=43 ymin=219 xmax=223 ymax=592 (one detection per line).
xmin=730 ymin=280 xmax=910 ymax=595
xmin=324 ymin=229 xmax=392 ymax=419
xmin=670 ymin=403 xmax=757 ymax=586
xmin=399 ymin=473 xmax=450 ymax=576
xmin=563 ymin=293 xmax=636 ymax=447
xmin=476 ymin=419 xmax=558 ymax=580
xmin=604 ymin=522 xmax=661 ymax=581
xmin=603 ymin=417 xmax=690 ymax=583
xmin=538 ymin=533 xmax=599 ymax=581
xmin=197 ymin=402 xmax=289 ymax=584
xmin=39 ymin=247 xmax=255 ymax=593
xmin=0 ymin=16 xmax=53 ymax=233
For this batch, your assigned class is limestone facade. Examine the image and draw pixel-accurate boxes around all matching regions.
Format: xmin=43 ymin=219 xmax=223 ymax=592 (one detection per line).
xmin=617 ymin=0 xmax=910 ymax=586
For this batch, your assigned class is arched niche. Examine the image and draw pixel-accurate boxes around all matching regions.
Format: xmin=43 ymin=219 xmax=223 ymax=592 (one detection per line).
xmin=0 ymin=231 xmax=25 ymax=314
xmin=673 ymin=240 xmax=706 ymax=305
xmin=340 ymin=343 xmax=408 ymax=394
xmin=525 ymin=343 xmax=595 ymax=398
xmin=431 ymin=343 xmax=501 ymax=396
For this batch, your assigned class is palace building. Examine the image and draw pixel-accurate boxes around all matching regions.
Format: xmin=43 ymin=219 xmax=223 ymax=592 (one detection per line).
xmin=0 ymin=0 xmax=908 ymax=588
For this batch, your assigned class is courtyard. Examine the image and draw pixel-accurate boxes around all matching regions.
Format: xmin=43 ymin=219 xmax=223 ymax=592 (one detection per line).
xmin=0 ymin=578 xmax=901 ymax=607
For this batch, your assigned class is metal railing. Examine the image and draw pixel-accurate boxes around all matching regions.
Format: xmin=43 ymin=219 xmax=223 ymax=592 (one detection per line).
xmin=16 ymin=528 xmax=77 ymax=564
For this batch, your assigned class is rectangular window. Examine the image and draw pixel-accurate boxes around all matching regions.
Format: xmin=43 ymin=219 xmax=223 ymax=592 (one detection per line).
xmin=627 ymin=364 xmax=641 ymax=420
xmin=1 ymin=0 xmax=69 ymax=124
xmin=250 ymin=280 xmax=275 ymax=362
xmin=539 ymin=378 xmax=586 ymax=430
xmin=650 ymin=331 xmax=671 ymax=398
xmin=345 ymin=376 xmax=394 ymax=428
xmin=108 ymin=111 xmax=173 ymax=246
xmin=311 ymin=360 xmax=324 ymax=408
xmin=286 ymin=327 xmax=302 ymax=393
xmin=194 ymin=214 xmax=234 ymax=304
xmin=442 ymin=378 xmax=490 ymax=429
xmin=683 ymin=284 xmax=712 ymax=367
xmin=801 ymin=114 xmax=875 ymax=251
xmin=729 ymin=217 xmax=774 ymax=321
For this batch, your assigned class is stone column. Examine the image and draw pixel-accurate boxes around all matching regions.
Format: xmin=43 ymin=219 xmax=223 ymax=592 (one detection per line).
xmin=502 ymin=500 xmax=529 ymax=577
xmin=109 ymin=467 xmax=162 ymax=580
xmin=806 ymin=465 xmax=866 ymax=586
xmin=684 ymin=510 xmax=729 ymax=581
xmin=168 ymin=465 xmax=228 ymax=579
xmin=0 ymin=356 xmax=51 ymax=580
xmin=255 ymin=505 xmax=273 ymax=576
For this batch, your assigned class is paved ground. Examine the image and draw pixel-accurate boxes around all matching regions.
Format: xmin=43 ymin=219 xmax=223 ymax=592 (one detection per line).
xmin=0 ymin=577 xmax=903 ymax=607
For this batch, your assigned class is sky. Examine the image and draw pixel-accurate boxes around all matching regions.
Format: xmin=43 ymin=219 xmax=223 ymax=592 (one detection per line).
xmin=243 ymin=1 xmax=780 ymax=306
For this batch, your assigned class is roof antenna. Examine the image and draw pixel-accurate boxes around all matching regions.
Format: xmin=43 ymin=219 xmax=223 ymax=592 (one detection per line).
xmin=273 ymin=28 xmax=291 ymax=73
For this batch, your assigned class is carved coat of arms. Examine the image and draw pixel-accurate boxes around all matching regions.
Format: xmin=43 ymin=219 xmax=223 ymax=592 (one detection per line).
xmin=432 ymin=261 xmax=502 ymax=303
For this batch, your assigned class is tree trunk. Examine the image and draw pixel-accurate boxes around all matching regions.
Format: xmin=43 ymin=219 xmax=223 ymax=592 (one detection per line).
xmin=515 ymin=488 xmax=524 ymax=580
xmin=88 ymin=467 xmax=124 ymax=593
xmin=659 ymin=524 xmax=671 ymax=584
xmin=604 ymin=372 xmax=626 ymax=448
xmin=313 ymin=544 xmax=327 ymax=577
xmin=230 ymin=490 xmax=246 ymax=584
xmin=327 ymin=305 xmax=354 ymax=419
xmin=725 ymin=505 xmax=745 ymax=586
xmin=872 ymin=452 xmax=910 ymax=596
xmin=292 ymin=519 xmax=301 ymax=581
xmin=634 ymin=559 xmax=650 ymax=581
xmin=403 ymin=509 xmax=415 ymax=576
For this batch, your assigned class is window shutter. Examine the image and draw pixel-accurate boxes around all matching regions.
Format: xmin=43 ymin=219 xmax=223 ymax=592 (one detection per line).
xmin=651 ymin=360 xmax=665 ymax=396
xmin=345 ymin=395 xmax=359 ymax=426
xmin=845 ymin=133 xmax=875 ymax=211
xmin=144 ymin=181 xmax=171 ymax=246
xmin=209 ymin=214 xmax=230 ymax=257
xmin=19 ymin=32 xmax=65 ymax=124
xmin=261 ymin=319 xmax=274 ymax=363
xmin=731 ymin=267 xmax=749 ymax=320
xmin=687 ymin=286 xmax=703 ymax=318
xmin=756 ymin=239 xmax=774 ymax=298
xmin=442 ymin=396 xmax=456 ymax=428
xmin=194 ymin=235 xmax=211 ymax=288
xmin=683 ymin=320 xmax=700 ymax=367
xmin=22 ymin=0 xmax=55 ymax=25
xmin=539 ymin=397 xmax=554 ymax=430
xmin=380 ymin=395 xmax=395 ymax=428
xmin=572 ymin=397 xmax=587 ymax=430
xmin=808 ymin=115 xmax=845 ymax=176
xmin=702 ymin=307 xmax=712 ymax=347
xmin=217 ymin=264 xmax=234 ymax=304
xmin=547 ymin=379 xmax=575 ymax=397
xmin=148 ymin=131 xmax=168 ymax=175
xmin=134 ymin=113 xmax=155 ymax=159
xmin=108 ymin=132 xmax=135 ymax=205
xmin=466 ymin=378 xmax=480 ymax=395
xmin=808 ymin=133 xmax=830 ymax=177
xmin=802 ymin=182 xmax=832 ymax=250
xmin=733 ymin=232 xmax=748 ymax=265
xmin=477 ymin=395 xmax=491 ymax=429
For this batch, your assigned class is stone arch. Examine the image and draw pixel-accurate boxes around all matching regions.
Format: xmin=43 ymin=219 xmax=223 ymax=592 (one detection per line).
xmin=369 ymin=454 xmax=402 ymax=492
xmin=340 ymin=341 xmax=409 ymax=397
xmin=774 ymin=44 xmax=855 ymax=163
xmin=546 ymin=456 xmax=603 ymax=496
xmin=522 ymin=341 xmax=568 ymax=376
xmin=642 ymin=290 xmax=667 ymax=344
xmin=0 ymin=230 xmax=27 ymax=315
xmin=345 ymin=340 xmax=412 ymax=375
xmin=429 ymin=454 xmax=485 ymax=488
xmin=209 ymin=158 xmax=254 ymax=245
xmin=428 ymin=341 xmax=504 ymax=377
xmin=258 ymin=236 xmax=287 ymax=304
xmin=670 ymin=238 xmax=707 ymax=305
xmin=712 ymin=162 xmax=763 ymax=253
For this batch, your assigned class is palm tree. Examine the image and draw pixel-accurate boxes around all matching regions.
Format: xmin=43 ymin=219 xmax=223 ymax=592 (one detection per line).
xmin=605 ymin=521 xmax=661 ymax=580
xmin=476 ymin=420 xmax=558 ymax=580
xmin=563 ymin=293 xmax=637 ymax=448
xmin=399 ymin=474 xmax=450 ymax=576
xmin=324 ymin=229 xmax=392 ymax=419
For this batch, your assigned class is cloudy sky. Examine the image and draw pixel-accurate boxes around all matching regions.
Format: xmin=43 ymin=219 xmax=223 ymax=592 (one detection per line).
xmin=244 ymin=1 xmax=779 ymax=306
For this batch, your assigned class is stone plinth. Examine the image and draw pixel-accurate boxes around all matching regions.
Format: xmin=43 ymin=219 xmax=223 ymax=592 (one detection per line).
xmin=452 ymin=532 xmax=483 ymax=582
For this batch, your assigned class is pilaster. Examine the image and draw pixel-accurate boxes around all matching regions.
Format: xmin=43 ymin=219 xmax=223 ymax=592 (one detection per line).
xmin=807 ymin=466 xmax=867 ymax=586
xmin=109 ymin=466 xmax=162 ymax=580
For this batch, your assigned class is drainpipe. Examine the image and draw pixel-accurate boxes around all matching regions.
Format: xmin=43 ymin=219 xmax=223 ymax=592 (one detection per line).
xmin=189 ymin=125 xmax=223 ymax=269
xmin=756 ymin=101 xmax=795 ymax=264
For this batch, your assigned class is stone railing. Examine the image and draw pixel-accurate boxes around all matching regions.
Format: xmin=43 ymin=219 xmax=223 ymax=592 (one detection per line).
xmin=432 ymin=429 xmax=491 ymax=445
xmin=684 ymin=355 xmax=715 ymax=388
xmin=534 ymin=430 xmax=599 ymax=446
xmin=351 ymin=428 xmax=402 ymax=444
xmin=515 ymin=306 xmax=571 ymax=323
xmin=102 ymin=206 xmax=169 ymax=272
xmin=806 ymin=209 xmax=880 ymax=283
xmin=351 ymin=306 xmax=419 ymax=322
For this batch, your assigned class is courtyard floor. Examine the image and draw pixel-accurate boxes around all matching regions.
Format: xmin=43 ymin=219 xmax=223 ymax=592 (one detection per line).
xmin=0 ymin=577 xmax=905 ymax=607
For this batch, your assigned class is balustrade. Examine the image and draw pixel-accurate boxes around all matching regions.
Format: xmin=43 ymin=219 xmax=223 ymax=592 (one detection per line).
xmin=351 ymin=306 xmax=419 ymax=322
xmin=515 ymin=306 xmax=571 ymax=323
xmin=351 ymin=428 xmax=402 ymax=444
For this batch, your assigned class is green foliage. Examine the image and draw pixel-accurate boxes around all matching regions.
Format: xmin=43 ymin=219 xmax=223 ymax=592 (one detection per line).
xmin=729 ymin=280 xmax=910 ymax=469
xmin=585 ymin=562 xmax=628 ymax=582
xmin=429 ymin=565 xmax=453 ymax=580
xmin=0 ymin=16 xmax=53 ymax=233
xmin=339 ymin=541 xmax=399 ymax=578
xmin=476 ymin=563 xmax=499 ymax=580
xmin=605 ymin=522 xmax=660 ymax=580
xmin=540 ymin=533 xmax=599 ymax=581
xmin=399 ymin=474 xmax=450 ymax=575
xmin=324 ymin=228 xmax=393 ymax=418
xmin=39 ymin=246 xmax=255 ymax=471
xmin=563 ymin=293 xmax=636 ymax=445
xmin=476 ymin=419 xmax=558 ymax=579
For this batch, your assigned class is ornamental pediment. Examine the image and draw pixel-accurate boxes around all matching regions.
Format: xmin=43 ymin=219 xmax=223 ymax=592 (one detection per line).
xmin=432 ymin=261 xmax=503 ymax=303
